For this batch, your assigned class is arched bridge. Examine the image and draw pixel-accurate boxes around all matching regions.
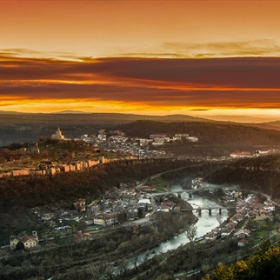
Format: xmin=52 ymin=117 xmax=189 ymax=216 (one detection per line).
xmin=191 ymin=206 xmax=235 ymax=215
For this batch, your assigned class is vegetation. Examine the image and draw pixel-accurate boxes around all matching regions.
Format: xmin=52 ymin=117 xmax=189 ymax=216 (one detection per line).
xmin=203 ymin=240 xmax=280 ymax=280
xmin=117 ymin=120 xmax=280 ymax=145
xmin=206 ymin=155 xmax=280 ymax=200
xmin=0 ymin=158 xmax=197 ymax=245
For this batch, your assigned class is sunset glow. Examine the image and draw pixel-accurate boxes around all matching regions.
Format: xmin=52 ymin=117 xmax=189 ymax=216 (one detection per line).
xmin=1 ymin=1 xmax=280 ymax=122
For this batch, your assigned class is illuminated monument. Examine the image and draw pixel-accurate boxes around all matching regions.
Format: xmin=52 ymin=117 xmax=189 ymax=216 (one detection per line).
xmin=51 ymin=127 xmax=65 ymax=140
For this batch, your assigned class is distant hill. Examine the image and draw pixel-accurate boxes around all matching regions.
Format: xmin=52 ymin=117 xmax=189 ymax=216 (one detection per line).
xmin=1 ymin=113 xmax=280 ymax=157
xmin=117 ymin=120 xmax=280 ymax=145
xmin=0 ymin=112 xmax=211 ymax=147
xmin=0 ymin=110 xmax=212 ymax=122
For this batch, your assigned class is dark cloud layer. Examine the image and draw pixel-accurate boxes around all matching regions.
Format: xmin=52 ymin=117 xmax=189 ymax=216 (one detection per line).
xmin=1 ymin=55 xmax=280 ymax=109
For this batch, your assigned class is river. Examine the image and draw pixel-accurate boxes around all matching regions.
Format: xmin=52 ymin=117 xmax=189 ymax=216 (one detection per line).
xmin=128 ymin=183 xmax=229 ymax=268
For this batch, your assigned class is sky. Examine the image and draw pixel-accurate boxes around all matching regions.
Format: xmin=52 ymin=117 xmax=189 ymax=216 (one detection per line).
xmin=1 ymin=1 xmax=280 ymax=122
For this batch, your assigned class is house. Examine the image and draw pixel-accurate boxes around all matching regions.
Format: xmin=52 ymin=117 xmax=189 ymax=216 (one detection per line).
xmin=238 ymin=239 xmax=248 ymax=247
xmin=221 ymin=222 xmax=236 ymax=237
xmin=73 ymin=232 xmax=92 ymax=242
xmin=41 ymin=213 xmax=55 ymax=221
xmin=264 ymin=201 xmax=275 ymax=212
xmin=230 ymin=213 xmax=245 ymax=224
xmin=149 ymin=133 xmax=168 ymax=139
xmin=191 ymin=177 xmax=204 ymax=189
xmin=234 ymin=229 xmax=251 ymax=239
xmin=140 ymin=185 xmax=156 ymax=192
xmin=152 ymin=138 xmax=165 ymax=146
xmin=12 ymin=169 xmax=30 ymax=177
xmin=174 ymin=133 xmax=189 ymax=140
xmin=138 ymin=198 xmax=151 ymax=207
xmin=10 ymin=231 xmax=38 ymax=250
xmin=82 ymin=216 xmax=94 ymax=226
xmin=0 ymin=172 xmax=11 ymax=179
xmin=73 ymin=198 xmax=86 ymax=212
xmin=255 ymin=210 xmax=270 ymax=221
xmin=230 ymin=151 xmax=251 ymax=158
xmin=186 ymin=136 xmax=198 ymax=142
xmin=205 ymin=231 xmax=217 ymax=240
xmin=156 ymin=205 xmax=170 ymax=212
xmin=94 ymin=213 xmax=118 ymax=226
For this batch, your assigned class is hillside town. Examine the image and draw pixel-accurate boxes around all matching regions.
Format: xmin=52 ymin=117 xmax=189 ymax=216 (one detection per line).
xmin=4 ymin=174 xmax=276 ymax=252
xmin=0 ymin=127 xmax=198 ymax=178
xmin=205 ymin=193 xmax=275 ymax=246
xmin=1 ymin=127 xmax=280 ymax=180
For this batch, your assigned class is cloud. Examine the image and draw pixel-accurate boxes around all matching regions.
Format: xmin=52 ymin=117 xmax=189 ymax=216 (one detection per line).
xmin=0 ymin=53 xmax=280 ymax=110
xmin=163 ymin=39 xmax=280 ymax=58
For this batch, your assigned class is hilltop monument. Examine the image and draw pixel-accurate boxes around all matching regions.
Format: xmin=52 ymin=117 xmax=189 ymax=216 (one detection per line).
xmin=51 ymin=127 xmax=65 ymax=140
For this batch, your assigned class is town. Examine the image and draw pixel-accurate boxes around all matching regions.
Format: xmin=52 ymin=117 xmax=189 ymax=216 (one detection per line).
xmin=1 ymin=127 xmax=279 ymax=179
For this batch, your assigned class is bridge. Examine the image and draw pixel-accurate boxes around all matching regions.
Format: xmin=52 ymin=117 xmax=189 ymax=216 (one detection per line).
xmin=150 ymin=185 xmax=221 ymax=200
xmin=192 ymin=206 xmax=234 ymax=215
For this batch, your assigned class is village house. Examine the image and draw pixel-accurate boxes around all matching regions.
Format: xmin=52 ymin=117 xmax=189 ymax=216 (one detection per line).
xmin=174 ymin=133 xmax=189 ymax=140
xmin=81 ymin=216 xmax=94 ymax=226
xmin=264 ymin=200 xmax=275 ymax=212
xmin=205 ymin=231 xmax=218 ymax=240
xmin=234 ymin=229 xmax=251 ymax=239
xmin=73 ymin=198 xmax=86 ymax=212
xmin=156 ymin=205 xmax=170 ymax=212
xmin=12 ymin=169 xmax=30 ymax=177
xmin=230 ymin=213 xmax=245 ymax=224
xmin=93 ymin=213 xmax=118 ymax=226
xmin=238 ymin=239 xmax=248 ymax=247
xmin=255 ymin=209 xmax=270 ymax=221
xmin=10 ymin=231 xmax=38 ymax=250
xmin=0 ymin=172 xmax=11 ymax=178
xmin=149 ymin=133 xmax=168 ymax=139
xmin=185 ymin=136 xmax=198 ymax=142
xmin=230 ymin=151 xmax=251 ymax=158
xmin=191 ymin=177 xmax=204 ymax=189
xmin=221 ymin=222 xmax=236 ymax=237
xmin=41 ymin=213 xmax=55 ymax=221
xmin=73 ymin=232 xmax=92 ymax=242
xmin=140 ymin=185 xmax=156 ymax=192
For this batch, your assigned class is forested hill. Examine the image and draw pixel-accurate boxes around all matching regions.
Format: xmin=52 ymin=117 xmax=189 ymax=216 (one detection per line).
xmin=117 ymin=120 xmax=280 ymax=145
xmin=206 ymin=155 xmax=280 ymax=200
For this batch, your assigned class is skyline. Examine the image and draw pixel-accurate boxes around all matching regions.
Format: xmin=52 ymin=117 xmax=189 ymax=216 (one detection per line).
xmin=1 ymin=1 xmax=280 ymax=122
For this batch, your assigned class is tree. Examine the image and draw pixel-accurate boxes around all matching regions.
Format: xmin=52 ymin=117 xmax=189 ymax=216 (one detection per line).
xmin=15 ymin=241 xmax=25 ymax=251
xmin=77 ymin=221 xmax=87 ymax=233
xmin=186 ymin=224 xmax=197 ymax=244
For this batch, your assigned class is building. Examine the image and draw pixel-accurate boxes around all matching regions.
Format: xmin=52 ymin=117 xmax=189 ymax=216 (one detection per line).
xmin=12 ymin=169 xmax=30 ymax=177
xmin=73 ymin=199 xmax=86 ymax=212
xmin=230 ymin=151 xmax=251 ymax=158
xmin=149 ymin=133 xmax=168 ymax=139
xmin=73 ymin=232 xmax=92 ymax=242
xmin=94 ymin=213 xmax=118 ymax=226
xmin=186 ymin=136 xmax=198 ymax=142
xmin=51 ymin=127 xmax=65 ymax=140
xmin=10 ymin=231 xmax=38 ymax=250
xmin=140 ymin=185 xmax=156 ymax=192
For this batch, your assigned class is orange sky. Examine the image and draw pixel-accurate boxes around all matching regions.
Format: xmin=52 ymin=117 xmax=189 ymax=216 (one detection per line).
xmin=1 ymin=1 xmax=280 ymax=122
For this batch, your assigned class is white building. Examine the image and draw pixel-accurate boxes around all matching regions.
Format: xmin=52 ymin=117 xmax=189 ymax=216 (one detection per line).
xmin=51 ymin=127 xmax=65 ymax=140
